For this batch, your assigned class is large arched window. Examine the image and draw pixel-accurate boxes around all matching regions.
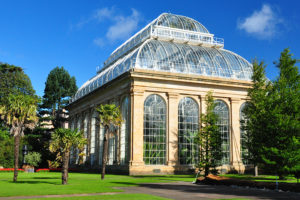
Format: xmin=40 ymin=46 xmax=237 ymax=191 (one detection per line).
xmin=90 ymin=112 xmax=97 ymax=166
xmin=120 ymin=96 xmax=129 ymax=164
xmin=214 ymin=100 xmax=230 ymax=165
xmin=240 ymin=102 xmax=249 ymax=165
xmin=144 ymin=94 xmax=166 ymax=165
xmin=178 ymin=97 xmax=199 ymax=165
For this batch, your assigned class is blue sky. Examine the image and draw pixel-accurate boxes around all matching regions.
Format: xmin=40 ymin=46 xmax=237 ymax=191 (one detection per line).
xmin=1 ymin=0 xmax=299 ymax=97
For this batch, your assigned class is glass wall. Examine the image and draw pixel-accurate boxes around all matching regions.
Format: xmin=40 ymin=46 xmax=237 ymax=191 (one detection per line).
xmin=214 ymin=100 xmax=230 ymax=165
xmin=90 ymin=112 xmax=97 ymax=166
xmin=120 ymin=96 xmax=129 ymax=164
xmin=98 ymin=126 xmax=104 ymax=165
xmin=240 ymin=102 xmax=249 ymax=164
xmin=143 ymin=94 xmax=166 ymax=165
xmin=108 ymin=136 xmax=115 ymax=165
xmin=178 ymin=97 xmax=199 ymax=165
xmin=83 ymin=114 xmax=88 ymax=163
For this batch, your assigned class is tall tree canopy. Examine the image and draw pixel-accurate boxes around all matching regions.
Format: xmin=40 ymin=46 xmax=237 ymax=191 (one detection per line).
xmin=0 ymin=63 xmax=39 ymax=182
xmin=260 ymin=49 xmax=300 ymax=178
xmin=42 ymin=66 xmax=77 ymax=128
xmin=197 ymin=91 xmax=222 ymax=177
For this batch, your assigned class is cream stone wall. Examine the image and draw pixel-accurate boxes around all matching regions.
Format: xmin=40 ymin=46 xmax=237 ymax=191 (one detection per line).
xmin=68 ymin=69 xmax=251 ymax=175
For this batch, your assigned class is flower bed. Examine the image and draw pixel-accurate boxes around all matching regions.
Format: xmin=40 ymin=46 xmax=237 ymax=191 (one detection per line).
xmin=35 ymin=168 xmax=80 ymax=172
xmin=0 ymin=168 xmax=24 ymax=172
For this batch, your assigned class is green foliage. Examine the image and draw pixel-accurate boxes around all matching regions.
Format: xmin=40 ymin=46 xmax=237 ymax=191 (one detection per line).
xmin=244 ymin=49 xmax=299 ymax=179
xmin=260 ymin=49 xmax=300 ymax=178
xmin=242 ymin=60 xmax=271 ymax=167
xmin=49 ymin=128 xmax=87 ymax=164
xmin=0 ymin=63 xmax=35 ymax=104
xmin=0 ymin=129 xmax=14 ymax=167
xmin=42 ymin=66 xmax=77 ymax=128
xmin=196 ymin=91 xmax=222 ymax=176
xmin=24 ymin=152 xmax=41 ymax=167
xmin=96 ymin=104 xmax=122 ymax=128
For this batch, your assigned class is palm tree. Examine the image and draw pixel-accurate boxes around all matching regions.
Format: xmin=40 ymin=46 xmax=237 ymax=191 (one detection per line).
xmin=49 ymin=128 xmax=86 ymax=185
xmin=0 ymin=94 xmax=39 ymax=182
xmin=96 ymin=104 xmax=122 ymax=180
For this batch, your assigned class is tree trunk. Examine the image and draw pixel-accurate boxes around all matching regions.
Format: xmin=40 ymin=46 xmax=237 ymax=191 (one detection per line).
xmin=13 ymin=132 xmax=20 ymax=182
xmin=254 ymin=165 xmax=258 ymax=177
xmin=101 ymin=128 xmax=109 ymax=180
xmin=62 ymin=151 xmax=70 ymax=185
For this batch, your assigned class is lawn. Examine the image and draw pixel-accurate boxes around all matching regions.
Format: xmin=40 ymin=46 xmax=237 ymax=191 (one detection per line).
xmin=0 ymin=172 xmax=194 ymax=197
xmin=220 ymin=174 xmax=298 ymax=183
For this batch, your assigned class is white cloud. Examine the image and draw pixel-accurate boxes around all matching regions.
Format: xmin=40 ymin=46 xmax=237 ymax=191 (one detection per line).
xmin=106 ymin=9 xmax=140 ymax=41
xmin=238 ymin=4 xmax=283 ymax=39
xmin=75 ymin=7 xmax=142 ymax=47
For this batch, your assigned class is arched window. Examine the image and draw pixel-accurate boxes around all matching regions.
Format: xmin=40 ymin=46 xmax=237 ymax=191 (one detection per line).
xmin=98 ymin=125 xmax=104 ymax=166
xmin=240 ymin=102 xmax=249 ymax=165
xmin=214 ymin=100 xmax=230 ymax=165
xmin=120 ymin=96 xmax=129 ymax=164
xmin=90 ymin=112 xmax=97 ymax=166
xmin=83 ymin=114 xmax=88 ymax=163
xmin=178 ymin=97 xmax=199 ymax=165
xmin=144 ymin=94 xmax=166 ymax=165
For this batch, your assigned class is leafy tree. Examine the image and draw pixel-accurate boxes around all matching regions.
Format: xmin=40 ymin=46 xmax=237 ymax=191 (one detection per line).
xmin=0 ymin=128 xmax=14 ymax=167
xmin=96 ymin=104 xmax=122 ymax=180
xmin=0 ymin=94 xmax=39 ymax=182
xmin=0 ymin=63 xmax=35 ymax=102
xmin=24 ymin=152 xmax=41 ymax=167
xmin=49 ymin=128 xmax=86 ymax=185
xmin=242 ymin=60 xmax=271 ymax=176
xmin=42 ymin=67 xmax=77 ymax=128
xmin=260 ymin=49 xmax=300 ymax=179
xmin=196 ymin=91 xmax=222 ymax=177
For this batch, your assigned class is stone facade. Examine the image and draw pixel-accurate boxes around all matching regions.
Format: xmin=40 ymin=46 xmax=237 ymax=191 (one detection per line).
xmin=68 ymin=68 xmax=251 ymax=175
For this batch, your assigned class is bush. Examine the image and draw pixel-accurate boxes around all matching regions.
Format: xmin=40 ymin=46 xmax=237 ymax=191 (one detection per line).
xmin=24 ymin=152 xmax=41 ymax=167
xmin=0 ymin=129 xmax=14 ymax=168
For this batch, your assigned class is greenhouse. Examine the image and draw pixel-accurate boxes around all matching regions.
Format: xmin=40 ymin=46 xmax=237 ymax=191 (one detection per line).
xmin=68 ymin=13 xmax=252 ymax=175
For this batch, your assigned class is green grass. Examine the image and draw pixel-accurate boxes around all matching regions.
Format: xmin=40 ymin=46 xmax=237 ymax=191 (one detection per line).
xmin=20 ymin=194 xmax=170 ymax=200
xmin=0 ymin=172 xmax=194 ymax=197
xmin=220 ymin=174 xmax=297 ymax=183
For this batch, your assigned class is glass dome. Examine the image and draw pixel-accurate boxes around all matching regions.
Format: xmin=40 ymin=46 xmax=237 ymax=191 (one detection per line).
xmin=71 ymin=13 xmax=252 ymax=103
xmin=155 ymin=13 xmax=209 ymax=33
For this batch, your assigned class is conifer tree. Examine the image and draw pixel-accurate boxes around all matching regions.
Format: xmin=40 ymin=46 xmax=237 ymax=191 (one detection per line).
xmin=197 ymin=91 xmax=222 ymax=177
xmin=242 ymin=60 xmax=271 ymax=176
xmin=261 ymin=49 xmax=300 ymax=179
xmin=42 ymin=67 xmax=77 ymax=128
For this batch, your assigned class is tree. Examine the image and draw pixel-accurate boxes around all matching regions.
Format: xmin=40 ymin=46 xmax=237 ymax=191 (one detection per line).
xmin=0 ymin=94 xmax=39 ymax=182
xmin=259 ymin=49 xmax=300 ymax=179
xmin=242 ymin=60 xmax=271 ymax=176
xmin=96 ymin=104 xmax=122 ymax=180
xmin=49 ymin=128 xmax=86 ymax=185
xmin=42 ymin=67 xmax=77 ymax=128
xmin=196 ymin=91 xmax=222 ymax=177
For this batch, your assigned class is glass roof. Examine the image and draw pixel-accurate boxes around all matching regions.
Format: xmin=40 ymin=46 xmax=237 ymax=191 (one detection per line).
xmin=102 ymin=13 xmax=212 ymax=69
xmin=72 ymin=39 xmax=252 ymax=102
xmin=155 ymin=13 xmax=209 ymax=33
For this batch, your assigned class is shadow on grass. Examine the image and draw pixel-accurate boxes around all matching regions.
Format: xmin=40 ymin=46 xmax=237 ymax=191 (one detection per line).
xmin=32 ymin=177 xmax=59 ymax=180
xmin=5 ymin=180 xmax=60 ymax=185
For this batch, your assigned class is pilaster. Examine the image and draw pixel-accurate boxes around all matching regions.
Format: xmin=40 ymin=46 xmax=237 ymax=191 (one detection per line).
xmin=129 ymin=89 xmax=145 ymax=166
xmin=167 ymin=92 xmax=179 ymax=166
xmin=230 ymin=98 xmax=242 ymax=166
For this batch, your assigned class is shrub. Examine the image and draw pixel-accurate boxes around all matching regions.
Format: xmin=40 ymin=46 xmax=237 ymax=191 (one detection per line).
xmin=24 ymin=152 xmax=41 ymax=167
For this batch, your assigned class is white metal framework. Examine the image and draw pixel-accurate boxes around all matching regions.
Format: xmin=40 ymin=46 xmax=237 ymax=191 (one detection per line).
xmin=143 ymin=94 xmax=166 ymax=165
xmin=71 ymin=13 xmax=252 ymax=103
xmin=120 ymin=97 xmax=129 ymax=164
xmin=214 ymin=100 xmax=230 ymax=165
xmin=178 ymin=97 xmax=199 ymax=165
xmin=240 ymin=102 xmax=249 ymax=164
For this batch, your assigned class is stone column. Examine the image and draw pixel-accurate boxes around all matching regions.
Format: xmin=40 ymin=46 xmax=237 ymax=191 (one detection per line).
xmin=129 ymin=89 xmax=144 ymax=166
xmin=167 ymin=93 xmax=179 ymax=166
xmin=230 ymin=98 xmax=242 ymax=167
